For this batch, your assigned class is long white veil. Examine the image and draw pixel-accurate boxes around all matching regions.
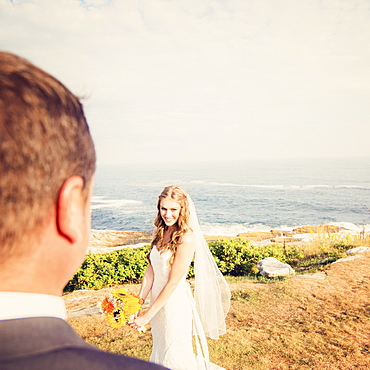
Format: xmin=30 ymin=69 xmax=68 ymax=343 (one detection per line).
xmin=187 ymin=193 xmax=231 ymax=340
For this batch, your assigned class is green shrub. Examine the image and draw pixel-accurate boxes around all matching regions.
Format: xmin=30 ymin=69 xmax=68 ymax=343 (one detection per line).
xmin=208 ymin=238 xmax=295 ymax=276
xmin=187 ymin=261 xmax=194 ymax=279
xmin=64 ymin=245 xmax=150 ymax=292
xmin=64 ymin=239 xmax=313 ymax=292
xmin=332 ymin=242 xmax=354 ymax=253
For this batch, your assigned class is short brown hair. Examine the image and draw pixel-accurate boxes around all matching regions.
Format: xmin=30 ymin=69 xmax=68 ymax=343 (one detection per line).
xmin=0 ymin=52 xmax=96 ymax=252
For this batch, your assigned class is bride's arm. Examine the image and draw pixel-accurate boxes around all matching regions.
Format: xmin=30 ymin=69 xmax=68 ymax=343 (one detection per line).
xmin=138 ymin=263 xmax=154 ymax=303
xmin=130 ymin=232 xmax=195 ymax=328
xmin=137 ymin=229 xmax=157 ymax=303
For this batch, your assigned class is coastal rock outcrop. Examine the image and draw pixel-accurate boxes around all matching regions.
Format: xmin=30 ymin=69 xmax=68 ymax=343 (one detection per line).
xmin=87 ymin=229 xmax=152 ymax=254
xmin=346 ymin=246 xmax=370 ymax=255
xmin=290 ymin=224 xmax=344 ymax=234
xmin=257 ymin=257 xmax=295 ymax=278
xmin=238 ymin=224 xmax=349 ymax=244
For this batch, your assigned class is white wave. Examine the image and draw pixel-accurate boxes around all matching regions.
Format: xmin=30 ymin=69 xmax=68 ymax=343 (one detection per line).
xmin=334 ymin=185 xmax=368 ymax=189
xmin=91 ymin=196 xmax=142 ymax=210
xmin=190 ymin=180 xmax=206 ymax=184
xmin=196 ymin=181 xmax=370 ymax=190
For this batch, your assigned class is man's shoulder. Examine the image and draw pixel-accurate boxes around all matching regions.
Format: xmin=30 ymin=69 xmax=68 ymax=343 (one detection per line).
xmin=1 ymin=346 xmax=167 ymax=370
xmin=24 ymin=346 xmax=167 ymax=370
xmin=0 ymin=317 xmax=168 ymax=370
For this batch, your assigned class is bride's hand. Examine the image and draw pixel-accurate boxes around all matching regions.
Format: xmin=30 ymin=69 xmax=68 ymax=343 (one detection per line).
xmin=128 ymin=310 xmax=150 ymax=330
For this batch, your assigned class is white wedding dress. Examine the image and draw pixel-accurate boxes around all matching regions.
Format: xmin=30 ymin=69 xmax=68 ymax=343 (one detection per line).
xmin=149 ymin=247 xmax=224 ymax=370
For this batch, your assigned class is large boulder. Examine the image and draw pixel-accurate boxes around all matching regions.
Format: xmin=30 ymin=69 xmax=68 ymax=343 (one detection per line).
xmin=257 ymin=257 xmax=295 ymax=278
xmin=333 ymin=254 xmax=364 ymax=264
xmin=346 ymin=246 xmax=370 ymax=255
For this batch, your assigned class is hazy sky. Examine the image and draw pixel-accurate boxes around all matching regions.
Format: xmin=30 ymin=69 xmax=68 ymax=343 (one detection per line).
xmin=1 ymin=0 xmax=369 ymax=164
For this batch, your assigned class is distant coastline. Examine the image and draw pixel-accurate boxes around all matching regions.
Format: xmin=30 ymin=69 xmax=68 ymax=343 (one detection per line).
xmin=87 ymin=223 xmax=369 ymax=254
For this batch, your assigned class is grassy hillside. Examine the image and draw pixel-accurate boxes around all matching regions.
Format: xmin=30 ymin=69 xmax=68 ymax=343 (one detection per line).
xmin=66 ymin=251 xmax=370 ymax=369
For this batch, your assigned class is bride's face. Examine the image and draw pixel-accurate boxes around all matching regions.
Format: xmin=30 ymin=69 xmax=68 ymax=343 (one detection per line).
xmin=160 ymin=198 xmax=181 ymax=227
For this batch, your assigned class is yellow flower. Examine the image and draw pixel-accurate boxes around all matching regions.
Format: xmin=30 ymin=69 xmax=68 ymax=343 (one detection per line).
xmin=105 ymin=308 xmax=125 ymax=328
xmin=122 ymin=297 xmax=142 ymax=316
xmin=111 ymin=288 xmax=129 ymax=300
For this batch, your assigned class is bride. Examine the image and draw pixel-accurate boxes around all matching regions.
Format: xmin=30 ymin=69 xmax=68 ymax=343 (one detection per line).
xmin=129 ymin=186 xmax=231 ymax=370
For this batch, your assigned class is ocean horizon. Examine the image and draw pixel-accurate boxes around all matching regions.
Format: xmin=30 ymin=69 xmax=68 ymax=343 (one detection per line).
xmin=91 ymin=157 xmax=370 ymax=236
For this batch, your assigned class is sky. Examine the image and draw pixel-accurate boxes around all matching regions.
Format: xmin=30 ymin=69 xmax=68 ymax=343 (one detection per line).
xmin=1 ymin=0 xmax=369 ymax=165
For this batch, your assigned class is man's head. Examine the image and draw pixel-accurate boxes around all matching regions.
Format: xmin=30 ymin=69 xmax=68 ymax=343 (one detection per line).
xmin=0 ymin=52 xmax=96 ymax=260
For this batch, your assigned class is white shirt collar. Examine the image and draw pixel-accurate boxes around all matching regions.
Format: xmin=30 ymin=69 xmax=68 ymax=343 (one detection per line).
xmin=0 ymin=292 xmax=66 ymax=321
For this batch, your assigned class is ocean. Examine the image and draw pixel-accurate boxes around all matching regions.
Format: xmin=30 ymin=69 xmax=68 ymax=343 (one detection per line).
xmin=91 ymin=157 xmax=370 ymax=236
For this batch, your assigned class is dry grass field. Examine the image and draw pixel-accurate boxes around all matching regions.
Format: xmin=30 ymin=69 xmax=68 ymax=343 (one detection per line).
xmin=66 ymin=250 xmax=370 ymax=369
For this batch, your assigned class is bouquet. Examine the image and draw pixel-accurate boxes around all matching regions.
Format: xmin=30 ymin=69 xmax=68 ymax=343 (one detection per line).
xmin=101 ymin=288 xmax=142 ymax=328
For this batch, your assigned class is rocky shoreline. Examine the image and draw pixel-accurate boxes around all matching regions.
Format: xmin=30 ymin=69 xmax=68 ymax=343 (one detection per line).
xmin=87 ymin=223 xmax=364 ymax=254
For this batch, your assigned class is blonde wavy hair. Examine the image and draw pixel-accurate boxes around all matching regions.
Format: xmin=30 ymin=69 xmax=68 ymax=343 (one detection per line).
xmin=150 ymin=186 xmax=191 ymax=264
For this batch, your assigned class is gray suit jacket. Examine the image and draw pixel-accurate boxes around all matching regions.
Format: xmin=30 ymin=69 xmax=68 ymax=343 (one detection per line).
xmin=0 ymin=317 xmax=168 ymax=370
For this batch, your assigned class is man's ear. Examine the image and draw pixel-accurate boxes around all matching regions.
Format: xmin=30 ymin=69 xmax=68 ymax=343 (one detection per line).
xmin=56 ymin=176 xmax=86 ymax=244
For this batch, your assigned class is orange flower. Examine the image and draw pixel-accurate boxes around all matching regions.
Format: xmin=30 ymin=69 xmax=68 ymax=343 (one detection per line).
xmin=101 ymin=297 xmax=115 ymax=314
